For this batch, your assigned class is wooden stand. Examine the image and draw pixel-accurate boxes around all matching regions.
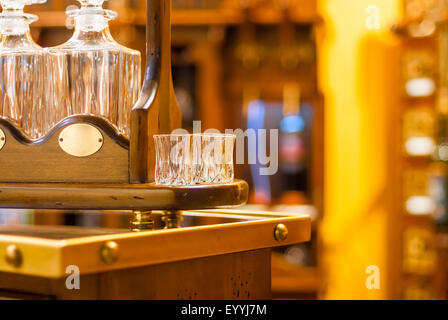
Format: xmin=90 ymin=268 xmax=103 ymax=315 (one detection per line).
xmin=0 ymin=0 xmax=247 ymax=226
xmin=0 ymin=0 xmax=181 ymax=187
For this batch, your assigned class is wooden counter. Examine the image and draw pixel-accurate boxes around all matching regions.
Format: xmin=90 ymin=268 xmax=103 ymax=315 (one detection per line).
xmin=0 ymin=210 xmax=310 ymax=300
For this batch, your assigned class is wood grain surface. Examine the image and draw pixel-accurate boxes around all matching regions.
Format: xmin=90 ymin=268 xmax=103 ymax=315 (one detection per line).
xmin=130 ymin=0 xmax=182 ymax=184
xmin=0 ymin=116 xmax=129 ymax=184
xmin=0 ymin=179 xmax=248 ymax=210
xmin=0 ymin=249 xmax=271 ymax=300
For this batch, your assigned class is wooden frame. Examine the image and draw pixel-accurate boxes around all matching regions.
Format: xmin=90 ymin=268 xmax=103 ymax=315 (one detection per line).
xmin=0 ymin=210 xmax=311 ymax=278
xmin=130 ymin=0 xmax=182 ymax=184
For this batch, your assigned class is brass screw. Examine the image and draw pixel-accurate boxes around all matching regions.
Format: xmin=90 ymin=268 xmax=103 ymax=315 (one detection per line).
xmin=100 ymin=241 xmax=119 ymax=264
xmin=274 ymin=224 xmax=288 ymax=242
xmin=5 ymin=244 xmax=22 ymax=268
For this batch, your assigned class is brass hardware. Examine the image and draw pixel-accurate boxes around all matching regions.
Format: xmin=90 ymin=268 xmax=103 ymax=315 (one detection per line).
xmin=130 ymin=210 xmax=154 ymax=232
xmin=0 ymin=129 xmax=5 ymax=151
xmin=99 ymin=241 xmax=119 ymax=264
xmin=162 ymin=211 xmax=183 ymax=229
xmin=5 ymin=244 xmax=22 ymax=268
xmin=0 ymin=212 xmax=310 ymax=278
xmin=58 ymin=123 xmax=103 ymax=157
xmin=274 ymin=224 xmax=288 ymax=242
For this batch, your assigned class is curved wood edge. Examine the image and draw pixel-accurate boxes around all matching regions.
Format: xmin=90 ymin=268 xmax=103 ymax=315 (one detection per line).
xmin=0 ymin=117 xmax=34 ymax=144
xmin=171 ymin=180 xmax=249 ymax=209
xmin=0 ymin=180 xmax=249 ymax=211
xmin=0 ymin=115 xmax=130 ymax=150
xmin=132 ymin=0 xmax=161 ymax=111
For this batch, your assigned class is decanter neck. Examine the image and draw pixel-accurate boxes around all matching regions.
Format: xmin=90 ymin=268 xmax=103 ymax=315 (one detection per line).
xmin=0 ymin=30 xmax=34 ymax=43
xmin=75 ymin=13 xmax=109 ymax=31
xmin=71 ymin=23 xmax=114 ymax=42
xmin=0 ymin=17 xmax=34 ymax=36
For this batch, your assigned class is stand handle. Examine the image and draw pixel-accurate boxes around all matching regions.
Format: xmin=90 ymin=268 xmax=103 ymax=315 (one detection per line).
xmin=130 ymin=0 xmax=182 ymax=184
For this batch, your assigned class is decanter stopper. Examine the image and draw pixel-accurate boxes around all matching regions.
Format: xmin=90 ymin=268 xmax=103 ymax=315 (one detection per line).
xmin=67 ymin=0 xmax=117 ymax=24
xmin=0 ymin=0 xmax=46 ymax=11
xmin=0 ymin=0 xmax=47 ymax=30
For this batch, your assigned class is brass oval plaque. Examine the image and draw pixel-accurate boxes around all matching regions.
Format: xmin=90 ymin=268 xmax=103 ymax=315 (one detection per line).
xmin=0 ymin=129 xmax=5 ymax=151
xmin=58 ymin=124 xmax=103 ymax=157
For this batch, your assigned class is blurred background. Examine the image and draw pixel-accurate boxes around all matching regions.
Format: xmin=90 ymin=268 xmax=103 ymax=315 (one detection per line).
xmin=4 ymin=0 xmax=447 ymax=299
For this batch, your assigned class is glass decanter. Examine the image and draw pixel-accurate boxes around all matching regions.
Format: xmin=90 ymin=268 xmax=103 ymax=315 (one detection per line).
xmin=46 ymin=0 xmax=141 ymax=136
xmin=0 ymin=0 xmax=46 ymax=138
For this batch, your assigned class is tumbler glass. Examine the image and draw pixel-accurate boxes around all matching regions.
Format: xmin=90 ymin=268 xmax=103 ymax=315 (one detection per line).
xmin=153 ymin=134 xmax=195 ymax=185
xmin=154 ymin=133 xmax=236 ymax=186
xmin=198 ymin=133 xmax=236 ymax=184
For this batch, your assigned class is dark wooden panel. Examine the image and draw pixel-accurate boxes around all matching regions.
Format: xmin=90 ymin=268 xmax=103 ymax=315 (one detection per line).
xmin=98 ymin=249 xmax=271 ymax=300
xmin=0 ymin=115 xmax=129 ymax=184
xmin=0 ymin=272 xmax=99 ymax=299
xmin=0 ymin=249 xmax=270 ymax=300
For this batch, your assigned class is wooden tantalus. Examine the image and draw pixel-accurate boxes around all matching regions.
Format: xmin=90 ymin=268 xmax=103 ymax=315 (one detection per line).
xmin=0 ymin=0 xmax=249 ymax=229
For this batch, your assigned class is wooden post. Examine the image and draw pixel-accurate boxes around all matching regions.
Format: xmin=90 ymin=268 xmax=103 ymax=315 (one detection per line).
xmin=130 ymin=0 xmax=182 ymax=184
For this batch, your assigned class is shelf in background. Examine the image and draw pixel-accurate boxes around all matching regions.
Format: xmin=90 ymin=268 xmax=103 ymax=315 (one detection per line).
xmin=29 ymin=8 xmax=321 ymax=28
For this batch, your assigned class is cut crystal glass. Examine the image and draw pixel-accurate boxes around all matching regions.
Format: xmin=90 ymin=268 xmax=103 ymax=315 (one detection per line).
xmin=0 ymin=0 xmax=46 ymax=138
xmin=154 ymin=134 xmax=195 ymax=186
xmin=198 ymin=133 xmax=236 ymax=184
xmin=154 ymin=134 xmax=236 ymax=186
xmin=45 ymin=0 xmax=141 ymax=136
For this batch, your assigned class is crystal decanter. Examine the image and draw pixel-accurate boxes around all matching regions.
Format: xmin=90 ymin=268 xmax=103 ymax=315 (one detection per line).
xmin=0 ymin=0 xmax=46 ymax=138
xmin=46 ymin=0 xmax=141 ymax=136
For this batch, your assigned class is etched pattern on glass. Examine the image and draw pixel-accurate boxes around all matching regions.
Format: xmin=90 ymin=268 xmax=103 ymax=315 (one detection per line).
xmin=0 ymin=0 xmax=46 ymax=138
xmin=154 ymin=134 xmax=236 ymax=186
xmin=199 ymin=134 xmax=235 ymax=183
xmin=154 ymin=135 xmax=195 ymax=186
